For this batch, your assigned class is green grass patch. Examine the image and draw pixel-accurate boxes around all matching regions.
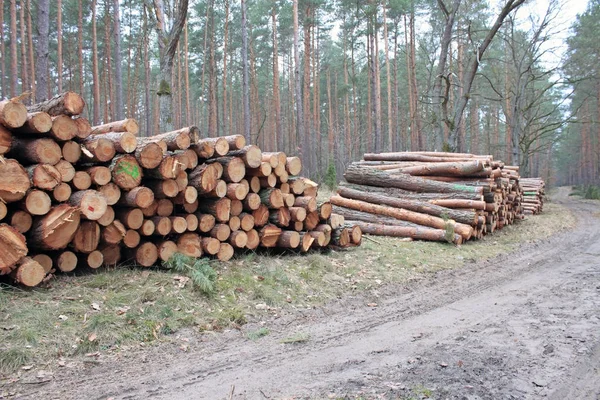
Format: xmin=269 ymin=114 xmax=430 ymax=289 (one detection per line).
xmin=247 ymin=327 xmax=270 ymax=340
xmin=280 ymin=332 xmax=310 ymax=344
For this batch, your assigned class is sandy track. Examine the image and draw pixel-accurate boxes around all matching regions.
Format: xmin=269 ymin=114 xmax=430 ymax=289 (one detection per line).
xmin=19 ymin=190 xmax=600 ymax=399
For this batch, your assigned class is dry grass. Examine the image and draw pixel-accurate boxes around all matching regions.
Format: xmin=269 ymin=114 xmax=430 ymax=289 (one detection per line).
xmin=0 ymin=200 xmax=576 ymax=375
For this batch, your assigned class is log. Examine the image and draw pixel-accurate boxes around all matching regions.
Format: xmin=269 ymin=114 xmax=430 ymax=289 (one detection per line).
xmin=73 ymin=117 xmax=92 ymax=139
xmin=210 ymin=223 xmax=231 ymax=241
xmin=196 ymin=213 xmax=216 ymax=233
xmin=283 ymin=193 xmax=295 ymax=207
xmin=156 ymin=240 xmax=177 ymax=262
xmin=231 ymin=199 xmax=243 ymax=216
xmin=303 ymin=179 xmax=319 ymax=197
xmin=269 ymin=208 xmax=291 ymax=227
xmin=239 ymin=212 xmax=255 ymax=231
xmin=259 ymin=188 xmax=284 ymax=209
xmin=169 ymin=216 xmax=188 ymax=234
xmin=156 ymin=199 xmax=174 ymax=217
xmin=0 ymin=99 xmax=28 ymax=128
xmin=99 ymin=244 xmax=121 ymax=266
xmin=328 ymin=213 xmax=345 ymax=229
xmin=317 ymin=201 xmax=332 ymax=220
xmin=276 ymin=231 xmax=300 ymax=248
xmin=97 ymin=206 xmax=115 ymax=227
xmin=127 ymin=242 xmax=158 ymax=267
xmin=80 ymin=137 xmax=116 ymax=163
xmin=176 ymin=233 xmax=203 ymax=258
xmin=8 ymin=137 xmax=62 ymax=165
xmin=223 ymin=134 xmax=246 ymax=151
xmin=337 ymin=187 xmax=478 ymax=225
xmin=11 ymin=257 xmax=45 ymax=287
xmin=330 ymin=195 xmax=473 ymax=240
xmin=288 ymin=177 xmax=306 ymax=195
xmin=261 ymin=152 xmax=280 ymax=168
xmin=139 ymin=219 xmax=156 ymax=236
xmin=110 ymin=155 xmax=143 ymax=190
xmin=0 ymin=202 xmax=6 ymax=221
xmin=289 ymin=206 xmax=307 ymax=222
xmin=345 ymin=220 xmax=462 ymax=244
xmin=197 ymin=198 xmax=231 ymax=222
xmin=226 ymin=183 xmax=250 ymax=200
xmin=0 ymin=124 xmax=11 ymax=154
xmin=146 ymin=179 xmax=179 ymax=198
xmin=84 ymin=132 xmax=137 ymax=153
xmin=86 ymin=166 xmax=112 ymax=186
xmin=243 ymin=192 xmax=261 ymax=211
xmin=227 ymin=145 xmax=262 ymax=168
xmin=20 ymin=189 xmax=51 ymax=216
xmin=85 ymin=250 xmax=104 ymax=269
xmin=200 ymin=237 xmax=221 ymax=255
xmin=229 ymin=230 xmax=248 ymax=248
xmin=27 ymin=92 xmax=85 ymax=116
xmin=298 ymin=232 xmax=315 ymax=252
xmin=259 ymin=174 xmax=277 ymax=188
xmin=135 ymin=143 xmax=164 ymax=169
xmin=217 ymin=243 xmax=234 ymax=261
xmin=175 ymin=170 xmax=189 ymax=191
xmin=279 ymin=182 xmax=290 ymax=194
xmin=117 ymin=208 xmax=144 ymax=230
xmin=338 ymin=182 xmax=484 ymax=201
xmin=29 ymin=204 xmax=81 ymax=250
xmin=14 ymin=112 xmax=53 ymax=134
xmin=123 ymin=230 xmax=141 ymax=248
xmin=52 ymin=182 xmax=72 ymax=202
xmin=309 ymin=231 xmax=327 ymax=247
xmin=71 ymin=221 xmax=100 ymax=253
xmin=200 ymin=137 xmax=229 ymax=157
xmin=428 ymin=199 xmax=487 ymax=211
xmin=0 ymin=224 xmax=28 ymax=272
xmin=54 ymin=250 xmax=78 ymax=272
xmin=61 ymin=140 xmax=82 ymax=163
xmin=72 ymin=171 xmax=92 ymax=190
xmin=303 ymin=211 xmax=320 ymax=230
xmin=331 ymin=228 xmax=350 ymax=247
xmin=293 ymin=196 xmax=317 ymax=212
xmin=151 ymin=216 xmax=172 ymax=236
xmin=0 ymin=159 xmax=31 ymax=202
xmin=49 ymin=115 xmax=78 ymax=141
xmin=188 ymin=163 xmax=221 ymax=194
xmin=197 ymin=180 xmax=227 ymax=199
xmin=286 ymin=157 xmax=302 ymax=175
xmin=10 ymin=210 xmax=32 ymax=233
xmin=185 ymin=214 xmax=199 ymax=232
xmin=98 ymin=183 xmax=121 ymax=206
xmin=68 ymin=190 xmax=108 ymax=221
xmin=26 ymin=163 xmax=61 ymax=190
xmin=259 ymin=224 xmax=282 ymax=247
xmin=210 ymin=156 xmax=246 ymax=183
xmin=55 ymin=160 xmax=76 ymax=182
xmin=228 ymin=215 xmax=241 ymax=231
xmin=344 ymin=165 xmax=483 ymax=195
xmin=32 ymin=254 xmax=53 ymax=274
xmin=374 ymin=160 xmax=486 ymax=176
xmin=249 ymin=176 xmax=261 ymax=193
xmin=91 ymin=118 xmax=139 ymax=135
xmin=101 ymin=220 xmax=126 ymax=245
xmin=252 ymin=204 xmax=269 ymax=227
xmin=246 ymin=229 xmax=260 ymax=250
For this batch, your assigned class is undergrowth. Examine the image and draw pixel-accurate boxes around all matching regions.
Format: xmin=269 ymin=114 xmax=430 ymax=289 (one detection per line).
xmin=163 ymin=253 xmax=217 ymax=295
xmin=570 ymin=185 xmax=600 ymax=199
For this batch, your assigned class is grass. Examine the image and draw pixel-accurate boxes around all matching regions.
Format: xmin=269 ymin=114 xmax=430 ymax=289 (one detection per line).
xmin=0 ymin=200 xmax=577 ymax=375
xmin=280 ymin=332 xmax=311 ymax=344
xmin=569 ymin=185 xmax=600 ymax=200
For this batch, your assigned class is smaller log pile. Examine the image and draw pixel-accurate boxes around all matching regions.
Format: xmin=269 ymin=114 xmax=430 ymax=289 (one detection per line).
xmin=334 ymin=151 xmax=544 ymax=244
xmin=519 ymin=176 xmax=545 ymax=214
xmin=0 ymin=93 xmax=362 ymax=287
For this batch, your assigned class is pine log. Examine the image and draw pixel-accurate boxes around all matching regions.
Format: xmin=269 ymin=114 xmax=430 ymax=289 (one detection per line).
xmin=8 ymin=137 xmax=61 ymax=165
xmin=229 ymin=230 xmax=248 ymax=248
xmin=279 ymin=182 xmax=290 ymax=194
xmin=259 ymin=174 xmax=277 ymax=188
xmin=26 ymin=163 xmax=61 ymax=190
xmin=338 ymin=182 xmax=484 ymax=201
xmin=123 ymin=230 xmax=141 ymax=248
xmin=10 ymin=210 xmax=32 ymax=233
xmin=85 ymin=250 xmax=104 ymax=269
xmin=14 ymin=112 xmax=52 ymax=134
xmin=332 ymin=228 xmax=350 ymax=247
xmin=274 ymin=163 xmax=286 ymax=177
xmin=139 ymin=219 xmax=156 ymax=236
xmin=328 ymin=213 xmax=345 ymax=229
xmin=197 ymin=198 xmax=231 ymax=222
xmin=29 ymin=204 xmax=81 ymax=250
xmin=278 ymin=170 xmax=289 ymax=183
xmin=80 ymin=137 xmax=116 ymax=163
xmin=221 ymin=134 xmax=246 ymax=151
xmin=337 ymin=187 xmax=478 ymax=225
xmin=198 ymin=237 xmax=219 ymax=255
xmin=0 ymin=124 xmax=11 ymax=155
xmin=330 ymin=195 xmax=473 ymax=240
xmin=261 ymin=152 xmax=280 ymax=168
xmin=243 ymin=192 xmax=261 ymax=211
xmin=0 ymin=224 xmax=28 ymax=272
xmin=428 ymin=199 xmax=487 ymax=211
xmin=68 ymin=190 xmax=108 ymax=221
xmin=246 ymin=229 xmax=260 ymax=250
xmin=283 ymin=193 xmax=295 ymax=207
xmin=99 ymin=244 xmax=121 ymax=266
xmin=20 ymin=189 xmax=51 ymax=215
xmin=309 ymin=231 xmax=327 ymax=247
xmin=49 ymin=115 xmax=78 ymax=141
xmin=84 ymin=132 xmax=137 ymax=153
xmin=259 ymin=188 xmax=284 ymax=209
xmin=239 ymin=212 xmax=255 ymax=231
xmin=0 ymin=202 xmax=6 ymax=221
xmin=227 ymin=145 xmax=262 ymax=168
xmin=135 ymin=143 xmax=164 ymax=169
xmin=210 ymin=223 xmax=231 ymax=241
xmin=98 ymin=183 xmax=121 ymax=206
xmin=111 ymin=155 xmax=143 ymax=190
xmin=32 ymin=254 xmax=53 ymax=273
xmin=228 ymin=215 xmax=241 ymax=232
xmin=27 ymin=92 xmax=85 ymax=116
xmin=288 ymin=177 xmax=306 ymax=195
xmin=217 ymin=243 xmax=234 ymax=261
xmin=97 ymin=206 xmax=115 ymax=227
xmin=0 ymin=159 xmax=30 ymax=202
xmin=380 ymin=160 xmax=486 ymax=176
xmin=345 ymin=220 xmax=462 ymax=244
xmin=252 ymin=204 xmax=269 ymax=227
xmin=61 ymin=140 xmax=82 ymax=163
xmin=169 ymin=216 xmax=188 ymax=234
xmin=175 ymin=170 xmax=189 ymax=191
xmin=73 ymin=117 xmax=92 ymax=139
xmin=298 ymin=232 xmax=315 ymax=252
xmin=231 ymin=199 xmax=243 ymax=216
xmin=184 ymin=214 xmax=199 ymax=232
xmin=55 ymin=160 xmax=76 ymax=182
xmin=156 ymin=199 xmax=174 ymax=217
xmin=226 ymin=183 xmax=250 ymax=200
xmin=137 ymin=128 xmax=194 ymax=151
xmin=259 ymin=224 xmax=282 ymax=247
xmin=0 ymin=99 xmax=28 ymax=128
xmin=72 ymin=171 xmax=92 ymax=190
xmin=210 ymin=156 xmax=246 ymax=183
xmin=53 ymin=251 xmax=78 ymax=272
xmin=201 ymin=137 xmax=229 ymax=157
xmin=269 ymin=208 xmax=291 ymax=227
xmin=285 ymin=157 xmax=302 ymax=175
xmin=176 ymin=233 xmax=202 ymax=258
xmin=101 ymin=220 xmax=126 ymax=245
xmin=289 ymin=206 xmax=307 ymax=222
xmin=277 ymin=230 xmax=300 ymax=248
xmin=72 ymin=221 xmax=100 ymax=253
xmin=196 ymin=213 xmax=216 ymax=233
xmin=146 ymin=179 xmax=179 ymax=198
xmin=303 ymin=211 xmax=320 ymax=230
xmin=317 ymin=201 xmax=332 ymax=220
xmin=188 ymin=163 xmax=221 ymax=194
xmin=249 ymin=176 xmax=261 ymax=193
xmin=151 ymin=216 xmax=172 ymax=236
xmin=196 ymin=180 xmax=227 ymax=199
xmin=342 ymin=224 xmax=363 ymax=245
xmin=302 ymin=179 xmax=319 ymax=197
xmin=91 ymin=118 xmax=139 ymax=135
xmin=156 ymin=240 xmax=177 ymax=262
xmin=294 ymin=196 xmax=317 ymax=212
xmin=10 ymin=257 xmax=45 ymax=287
xmin=127 ymin=242 xmax=158 ymax=267
xmin=86 ymin=166 xmax=112 ymax=185
xmin=117 ymin=208 xmax=144 ymax=230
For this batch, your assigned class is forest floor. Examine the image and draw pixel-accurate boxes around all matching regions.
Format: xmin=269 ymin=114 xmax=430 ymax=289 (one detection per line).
xmin=2 ymin=187 xmax=599 ymax=399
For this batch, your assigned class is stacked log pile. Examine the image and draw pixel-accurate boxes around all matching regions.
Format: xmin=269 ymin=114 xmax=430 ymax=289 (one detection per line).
xmin=519 ymin=176 xmax=545 ymax=214
xmin=0 ymin=93 xmax=361 ymax=287
xmin=333 ymin=151 xmax=545 ymax=244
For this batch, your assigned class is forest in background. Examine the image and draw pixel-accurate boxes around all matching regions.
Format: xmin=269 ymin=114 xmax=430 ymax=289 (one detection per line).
xmin=0 ymin=0 xmax=598 ymax=185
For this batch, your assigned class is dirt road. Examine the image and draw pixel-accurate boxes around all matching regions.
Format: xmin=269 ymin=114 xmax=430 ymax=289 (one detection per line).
xmin=19 ymin=190 xmax=600 ymax=399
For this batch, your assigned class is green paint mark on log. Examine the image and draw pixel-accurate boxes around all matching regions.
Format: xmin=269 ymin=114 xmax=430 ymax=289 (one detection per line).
xmin=451 ymin=184 xmax=478 ymax=193
xmin=116 ymin=161 xmax=141 ymax=179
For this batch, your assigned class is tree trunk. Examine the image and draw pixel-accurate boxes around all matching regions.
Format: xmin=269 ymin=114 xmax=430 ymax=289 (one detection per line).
xmin=241 ymin=0 xmax=251 ymax=143
xmin=113 ymin=0 xmax=124 ymax=120
xmin=34 ymin=0 xmax=49 ymax=102
xmin=91 ymin=0 xmax=101 ymax=123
